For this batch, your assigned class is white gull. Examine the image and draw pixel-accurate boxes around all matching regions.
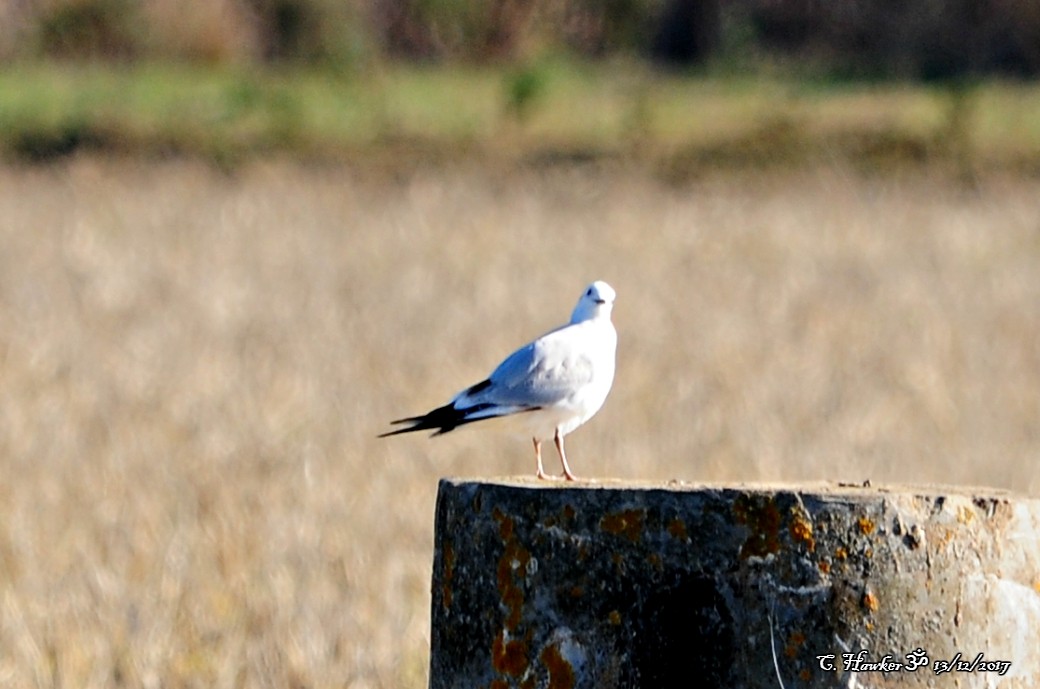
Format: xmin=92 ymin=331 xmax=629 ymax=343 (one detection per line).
xmin=380 ymin=281 xmax=617 ymax=480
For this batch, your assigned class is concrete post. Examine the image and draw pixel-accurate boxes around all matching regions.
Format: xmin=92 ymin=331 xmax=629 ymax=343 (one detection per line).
xmin=429 ymin=479 xmax=1040 ymax=688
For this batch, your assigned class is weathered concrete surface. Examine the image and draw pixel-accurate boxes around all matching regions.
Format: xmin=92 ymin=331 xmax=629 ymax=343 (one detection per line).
xmin=429 ymin=479 xmax=1040 ymax=689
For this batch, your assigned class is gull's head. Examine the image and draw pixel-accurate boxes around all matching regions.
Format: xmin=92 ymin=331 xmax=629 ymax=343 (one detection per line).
xmin=571 ymin=280 xmax=616 ymax=323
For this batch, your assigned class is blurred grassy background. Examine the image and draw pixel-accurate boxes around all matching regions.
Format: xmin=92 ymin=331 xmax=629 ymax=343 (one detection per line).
xmin=1 ymin=159 xmax=1038 ymax=688
xmin=1 ymin=1 xmax=1040 ymax=688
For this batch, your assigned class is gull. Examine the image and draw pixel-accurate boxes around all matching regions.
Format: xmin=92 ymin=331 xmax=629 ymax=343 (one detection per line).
xmin=379 ymin=281 xmax=617 ymax=480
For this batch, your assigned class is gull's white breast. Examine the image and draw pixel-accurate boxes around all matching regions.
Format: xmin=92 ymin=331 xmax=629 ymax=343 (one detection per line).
xmin=506 ymin=316 xmax=617 ymax=441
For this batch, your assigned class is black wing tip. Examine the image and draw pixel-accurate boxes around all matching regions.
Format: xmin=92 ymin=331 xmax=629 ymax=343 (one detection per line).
xmin=378 ymin=402 xmax=463 ymax=439
xmin=379 ymin=397 xmax=520 ymax=439
xmin=378 ymin=423 xmax=458 ymax=439
xmin=378 ymin=420 xmax=439 ymax=438
xmin=380 ymin=379 xmax=496 ymax=438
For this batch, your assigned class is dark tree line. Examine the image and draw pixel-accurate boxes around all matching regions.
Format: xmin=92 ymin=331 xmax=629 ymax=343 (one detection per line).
xmin=2 ymin=0 xmax=1038 ymax=78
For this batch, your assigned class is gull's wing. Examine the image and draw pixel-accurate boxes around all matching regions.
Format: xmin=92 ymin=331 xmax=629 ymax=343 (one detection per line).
xmin=474 ymin=324 xmax=597 ymax=408
xmin=379 ymin=322 xmax=600 ymax=437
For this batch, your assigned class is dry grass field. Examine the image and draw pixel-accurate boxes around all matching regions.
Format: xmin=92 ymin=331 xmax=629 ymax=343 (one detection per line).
xmin=0 ymin=158 xmax=1038 ymax=688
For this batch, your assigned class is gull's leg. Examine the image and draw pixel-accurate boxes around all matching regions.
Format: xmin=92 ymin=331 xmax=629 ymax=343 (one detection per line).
xmin=534 ymin=438 xmax=550 ymax=480
xmin=554 ymin=429 xmax=577 ymax=481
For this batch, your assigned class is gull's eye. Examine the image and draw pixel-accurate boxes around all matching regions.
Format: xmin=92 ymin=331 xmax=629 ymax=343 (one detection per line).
xmin=586 ymin=288 xmax=593 ymax=297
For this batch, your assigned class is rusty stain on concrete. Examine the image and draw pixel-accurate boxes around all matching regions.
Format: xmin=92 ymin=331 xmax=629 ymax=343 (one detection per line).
xmin=599 ymin=508 xmax=645 ymax=542
xmin=540 ymin=643 xmax=576 ymax=689
xmin=493 ymin=505 xmax=531 ymax=631
xmin=492 ymin=629 xmax=529 ymax=677
xmin=734 ymin=494 xmax=781 ymax=558
xmin=494 ymin=507 xmax=514 ymax=540
xmin=784 ymin=631 xmax=806 ymax=658
xmin=497 ymin=539 xmax=530 ymax=630
xmin=667 ymin=517 xmax=689 ymax=541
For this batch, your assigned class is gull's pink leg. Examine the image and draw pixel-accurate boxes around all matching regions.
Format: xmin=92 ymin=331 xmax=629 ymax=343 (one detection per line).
xmin=554 ymin=429 xmax=577 ymax=481
xmin=534 ymin=438 xmax=550 ymax=479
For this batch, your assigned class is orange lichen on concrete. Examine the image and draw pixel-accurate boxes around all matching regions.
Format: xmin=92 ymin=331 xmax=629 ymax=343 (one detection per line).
xmin=497 ymin=541 xmax=531 ymax=630
xmin=493 ymin=507 xmax=531 ymax=631
xmin=862 ymin=590 xmax=879 ymax=613
xmin=789 ymin=509 xmax=816 ymax=553
xmin=818 ymin=560 xmax=831 ymax=574
xmin=857 ymin=516 xmax=876 ymax=535
xmin=540 ymin=644 xmax=576 ymax=689
xmin=834 ymin=546 xmax=848 ymax=560
xmin=734 ymin=495 xmax=781 ymax=559
xmin=599 ymin=509 xmax=646 ymax=542
xmin=608 ymin=610 xmax=622 ymax=625
xmin=492 ymin=630 xmax=529 ymax=677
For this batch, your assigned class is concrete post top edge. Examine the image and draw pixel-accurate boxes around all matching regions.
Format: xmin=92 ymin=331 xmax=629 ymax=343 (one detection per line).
xmin=437 ymin=475 xmax=1027 ymax=501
